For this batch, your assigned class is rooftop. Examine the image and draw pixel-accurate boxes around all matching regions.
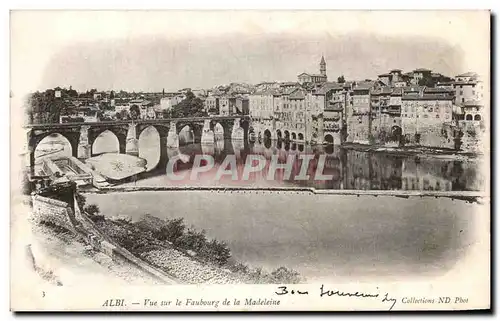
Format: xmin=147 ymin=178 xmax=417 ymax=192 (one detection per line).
xmin=424 ymin=87 xmax=454 ymax=93
xmin=456 ymin=72 xmax=479 ymax=78
xmin=402 ymin=94 xmax=453 ymax=101
xmin=460 ymin=100 xmax=483 ymax=107
xmin=353 ymin=80 xmax=378 ymax=90
xmin=298 ymin=72 xmax=327 ymax=78
xmin=371 ymin=87 xmax=393 ymax=95
xmin=289 ymin=89 xmax=306 ymax=99
xmin=315 ymin=82 xmax=344 ymax=95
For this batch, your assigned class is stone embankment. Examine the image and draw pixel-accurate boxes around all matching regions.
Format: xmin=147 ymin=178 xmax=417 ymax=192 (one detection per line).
xmin=29 ymin=184 xmax=178 ymax=284
xmin=142 ymin=249 xmax=244 ymax=284
xmin=29 ymin=183 xmax=302 ymax=285
xmin=93 ymin=217 xmax=250 ymax=284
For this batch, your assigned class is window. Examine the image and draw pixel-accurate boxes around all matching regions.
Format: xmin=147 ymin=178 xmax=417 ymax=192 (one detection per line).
xmin=462 ymin=98 xmax=465 ymax=103
xmin=436 ymin=114 xmax=440 ymax=118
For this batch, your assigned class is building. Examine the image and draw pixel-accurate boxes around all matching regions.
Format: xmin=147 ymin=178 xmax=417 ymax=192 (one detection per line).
xmin=248 ymin=91 xmax=275 ymax=139
xmin=59 ymin=105 xmax=100 ymax=123
xmin=306 ymin=82 xmax=346 ymax=144
xmin=370 ymin=86 xmax=400 ymax=144
xmin=219 ymin=96 xmax=230 ymax=116
xmin=401 ymin=89 xmax=455 ymax=148
xmin=411 ymin=68 xmax=432 ymax=84
xmin=229 ymin=96 xmax=249 ymax=115
xmin=254 ymin=82 xmax=279 ymax=92
xmin=453 ymin=72 xmax=484 ymax=105
xmin=204 ymin=96 xmax=219 ymax=114
xmin=377 ymin=69 xmax=406 ymax=87
xmin=297 ymin=56 xmax=328 ymax=84
xmin=346 ymin=81 xmax=380 ymax=144
xmin=160 ymin=94 xmax=184 ymax=111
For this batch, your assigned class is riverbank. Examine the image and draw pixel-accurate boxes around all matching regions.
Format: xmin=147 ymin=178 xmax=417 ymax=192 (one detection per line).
xmin=341 ymin=143 xmax=481 ymax=160
xmin=80 ymin=186 xmax=486 ymax=203
xmin=24 ymin=213 xmax=164 ymax=287
xmin=84 ymin=209 xmax=303 ymax=285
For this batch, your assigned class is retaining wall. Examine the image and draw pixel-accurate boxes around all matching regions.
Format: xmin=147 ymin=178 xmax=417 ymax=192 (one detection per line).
xmin=31 ymin=195 xmax=77 ymax=232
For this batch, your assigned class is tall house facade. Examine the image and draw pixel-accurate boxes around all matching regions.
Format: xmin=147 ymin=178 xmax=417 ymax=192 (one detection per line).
xmin=346 ymin=81 xmax=378 ymax=144
xmin=401 ymin=90 xmax=454 ymax=148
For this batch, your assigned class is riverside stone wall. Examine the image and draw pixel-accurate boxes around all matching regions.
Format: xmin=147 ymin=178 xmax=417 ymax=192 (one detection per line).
xmin=31 ymin=194 xmax=76 ymax=232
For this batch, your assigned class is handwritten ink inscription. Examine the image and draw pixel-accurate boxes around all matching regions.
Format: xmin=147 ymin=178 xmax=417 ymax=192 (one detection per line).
xmin=275 ymin=285 xmax=397 ymax=311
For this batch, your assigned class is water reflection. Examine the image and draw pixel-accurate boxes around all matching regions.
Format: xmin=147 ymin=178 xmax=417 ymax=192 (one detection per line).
xmin=38 ymin=131 xmax=484 ymax=192
xmin=159 ymin=138 xmax=483 ymax=192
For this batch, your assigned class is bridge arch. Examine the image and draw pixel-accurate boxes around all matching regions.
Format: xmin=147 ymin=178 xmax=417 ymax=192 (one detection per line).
xmin=284 ymin=130 xmax=290 ymax=141
xmin=178 ymin=125 xmax=195 ymax=145
xmin=213 ymin=122 xmax=224 ymax=141
xmin=248 ymin=126 xmax=256 ymax=143
xmin=34 ymin=133 xmax=73 ymax=160
xmin=92 ymin=130 xmax=120 ymax=156
xmin=324 ymin=134 xmax=334 ymax=144
xmin=138 ymin=125 xmax=161 ymax=171
xmin=263 ymin=129 xmax=272 ymax=140
xmin=390 ymin=125 xmax=402 ymax=142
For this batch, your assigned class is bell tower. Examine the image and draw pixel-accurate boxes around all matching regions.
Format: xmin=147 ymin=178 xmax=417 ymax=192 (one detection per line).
xmin=320 ymin=55 xmax=326 ymax=76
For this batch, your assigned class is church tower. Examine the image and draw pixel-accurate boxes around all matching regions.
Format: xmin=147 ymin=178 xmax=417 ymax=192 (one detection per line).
xmin=320 ymin=55 xmax=326 ymax=76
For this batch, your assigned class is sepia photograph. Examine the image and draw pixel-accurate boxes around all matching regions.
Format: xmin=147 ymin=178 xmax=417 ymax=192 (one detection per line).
xmin=9 ymin=10 xmax=491 ymax=311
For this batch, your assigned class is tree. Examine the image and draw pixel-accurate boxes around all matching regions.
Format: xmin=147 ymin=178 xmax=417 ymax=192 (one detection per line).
xmin=170 ymin=91 xmax=207 ymax=118
xmin=130 ymin=104 xmax=140 ymax=120
xmin=162 ymin=109 xmax=172 ymax=119
xmin=418 ymin=77 xmax=437 ymax=87
xmin=27 ymin=89 xmax=70 ymax=124
xmin=337 ymin=75 xmax=346 ymax=83
xmin=119 ymin=109 xmax=130 ymax=120
xmin=84 ymin=204 xmax=100 ymax=216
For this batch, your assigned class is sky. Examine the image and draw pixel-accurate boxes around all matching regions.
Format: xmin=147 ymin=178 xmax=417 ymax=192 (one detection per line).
xmin=10 ymin=11 xmax=490 ymax=94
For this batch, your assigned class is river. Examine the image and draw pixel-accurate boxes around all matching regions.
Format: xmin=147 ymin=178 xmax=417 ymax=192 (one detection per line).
xmin=36 ymin=130 xmax=486 ymax=281
xmin=35 ymin=130 xmax=485 ymax=191
xmin=85 ymin=191 xmax=482 ymax=282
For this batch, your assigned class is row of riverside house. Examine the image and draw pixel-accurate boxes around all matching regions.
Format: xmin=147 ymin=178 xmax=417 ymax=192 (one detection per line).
xmin=244 ymin=56 xmax=485 ymax=153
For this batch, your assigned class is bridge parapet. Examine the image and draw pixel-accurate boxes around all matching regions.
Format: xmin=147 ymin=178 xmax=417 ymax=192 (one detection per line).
xmin=26 ymin=116 xmax=252 ymax=173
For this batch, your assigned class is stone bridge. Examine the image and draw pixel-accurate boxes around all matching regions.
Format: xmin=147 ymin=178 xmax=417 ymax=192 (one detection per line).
xmin=25 ymin=116 xmax=250 ymax=174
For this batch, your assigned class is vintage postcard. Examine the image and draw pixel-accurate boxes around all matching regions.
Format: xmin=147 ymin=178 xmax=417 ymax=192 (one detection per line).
xmin=10 ymin=10 xmax=490 ymax=311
